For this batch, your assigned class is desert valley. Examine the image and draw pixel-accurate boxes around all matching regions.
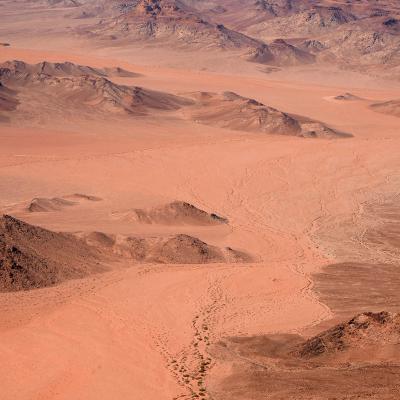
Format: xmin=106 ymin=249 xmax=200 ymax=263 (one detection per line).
xmin=1 ymin=0 xmax=400 ymax=399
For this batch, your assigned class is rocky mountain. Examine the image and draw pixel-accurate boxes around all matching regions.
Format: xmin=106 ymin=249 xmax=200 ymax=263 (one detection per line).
xmin=84 ymin=232 xmax=252 ymax=264
xmin=0 ymin=215 xmax=103 ymax=292
xmin=0 ymin=83 xmax=19 ymax=115
xmin=247 ymin=5 xmax=357 ymax=38
xmin=77 ymin=0 xmax=314 ymax=67
xmin=117 ymin=201 xmax=229 ymax=225
xmin=295 ymin=311 xmax=400 ymax=360
xmin=0 ymin=60 xmax=347 ymax=138
xmin=175 ymin=0 xmax=400 ymax=77
xmin=17 ymin=1 xmax=400 ymax=76
xmin=83 ymin=0 xmax=258 ymax=49
xmin=0 ymin=60 xmax=193 ymax=117
xmin=183 ymin=91 xmax=348 ymax=138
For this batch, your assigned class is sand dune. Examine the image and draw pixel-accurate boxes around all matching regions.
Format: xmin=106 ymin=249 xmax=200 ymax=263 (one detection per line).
xmin=0 ymin=215 xmax=103 ymax=292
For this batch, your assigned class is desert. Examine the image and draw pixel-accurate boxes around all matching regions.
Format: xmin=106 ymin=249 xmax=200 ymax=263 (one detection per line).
xmin=0 ymin=1 xmax=400 ymax=399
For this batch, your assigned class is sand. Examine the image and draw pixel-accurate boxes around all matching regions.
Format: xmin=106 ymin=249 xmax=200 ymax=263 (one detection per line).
xmin=0 ymin=1 xmax=400 ymax=399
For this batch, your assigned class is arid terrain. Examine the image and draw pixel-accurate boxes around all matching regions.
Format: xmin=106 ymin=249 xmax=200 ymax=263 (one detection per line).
xmin=0 ymin=1 xmax=400 ymax=399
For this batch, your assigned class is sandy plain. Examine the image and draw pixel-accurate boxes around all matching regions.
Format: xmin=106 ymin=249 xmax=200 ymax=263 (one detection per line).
xmin=1 ymin=2 xmax=400 ymax=399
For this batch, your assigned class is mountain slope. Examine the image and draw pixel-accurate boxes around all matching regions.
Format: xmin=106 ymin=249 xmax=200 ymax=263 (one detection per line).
xmin=0 ymin=60 xmax=193 ymax=117
xmin=0 ymin=215 xmax=103 ymax=292
xmin=183 ymin=91 xmax=349 ymax=138
xmin=78 ymin=0 xmax=314 ymax=67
